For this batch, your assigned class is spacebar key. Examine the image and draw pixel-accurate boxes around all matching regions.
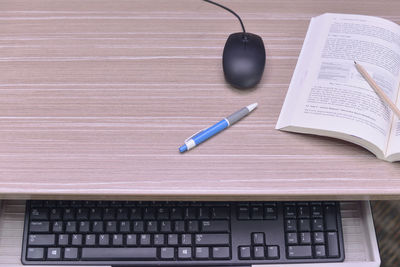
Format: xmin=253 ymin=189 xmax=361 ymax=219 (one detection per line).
xmin=82 ymin=248 xmax=158 ymax=260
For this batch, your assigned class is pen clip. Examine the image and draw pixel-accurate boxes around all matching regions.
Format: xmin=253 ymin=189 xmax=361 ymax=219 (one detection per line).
xmin=184 ymin=128 xmax=207 ymax=143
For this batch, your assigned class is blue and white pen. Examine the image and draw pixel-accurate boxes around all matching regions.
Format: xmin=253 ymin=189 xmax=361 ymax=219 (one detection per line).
xmin=179 ymin=103 xmax=258 ymax=153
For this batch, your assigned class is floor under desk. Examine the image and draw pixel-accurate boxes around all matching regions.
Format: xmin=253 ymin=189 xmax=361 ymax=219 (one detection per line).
xmin=0 ymin=200 xmax=379 ymax=267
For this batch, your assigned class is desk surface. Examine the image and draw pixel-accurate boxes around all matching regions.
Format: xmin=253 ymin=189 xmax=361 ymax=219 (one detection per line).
xmin=1 ymin=0 xmax=400 ymax=201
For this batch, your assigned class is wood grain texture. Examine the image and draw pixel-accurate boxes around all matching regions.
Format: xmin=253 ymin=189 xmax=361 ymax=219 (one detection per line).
xmin=1 ymin=0 xmax=400 ymax=200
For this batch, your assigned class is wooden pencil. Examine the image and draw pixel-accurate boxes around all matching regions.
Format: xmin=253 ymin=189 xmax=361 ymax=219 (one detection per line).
xmin=354 ymin=61 xmax=400 ymax=118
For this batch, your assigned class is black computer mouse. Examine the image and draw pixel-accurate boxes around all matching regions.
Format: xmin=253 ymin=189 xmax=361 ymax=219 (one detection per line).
xmin=223 ymin=32 xmax=266 ymax=90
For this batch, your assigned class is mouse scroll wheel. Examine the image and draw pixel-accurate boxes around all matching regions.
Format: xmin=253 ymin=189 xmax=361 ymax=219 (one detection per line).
xmin=242 ymin=36 xmax=249 ymax=42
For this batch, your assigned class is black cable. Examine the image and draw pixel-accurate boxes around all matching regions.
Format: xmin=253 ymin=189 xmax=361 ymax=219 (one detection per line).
xmin=203 ymin=0 xmax=246 ymax=33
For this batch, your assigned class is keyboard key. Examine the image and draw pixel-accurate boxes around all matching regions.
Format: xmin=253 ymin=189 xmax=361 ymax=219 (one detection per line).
xmin=119 ymin=221 xmax=130 ymax=233
xmin=147 ymin=221 xmax=158 ymax=233
xmin=286 ymin=232 xmax=297 ymax=245
xmin=28 ymin=234 xmax=55 ymax=246
xmin=49 ymin=208 xmax=62 ymax=220
xmin=212 ymin=207 xmax=229 ymax=219
xmin=65 ymin=221 xmax=77 ymax=233
xmin=43 ymin=200 xmax=57 ymax=208
xmin=133 ymin=221 xmax=144 ymax=233
xmin=287 ymin=246 xmax=312 ymax=259
xmin=178 ymin=247 xmax=192 ymax=259
xmin=26 ymin=247 xmax=44 ymax=260
xmin=99 ymin=234 xmax=109 ymax=246
xmin=284 ymin=206 xmax=296 ymax=218
xmin=239 ymin=246 xmax=251 ymax=259
xmin=251 ymin=206 xmax=263 ymax=219
xmin=285 ymin=219 xmax=297 ymax=232
xmin=324 ymin=205 xmax=338 ymax=231
xmin=70 ymin=201 xmax=82 ymax=207
xmin=116 ymin=208 xmax=129 ymax=220
xmin=64 ymin=247 xmax=78 ymax=260
xmin=181 ymin=234 xmax=192 ymax=245
xmin=85 ymin=234 xmax=96 ymax=246
xmin=103 ymin=208 xmax=116 ymax=220
xmin=58 ymin=201 xmax=70 ymax=207
xmin=79 ymin=221 xmax=90 ymax=233
xmin=299 ymin=232 xmax=311 ymax=244
xmin=171 ymin=207 xmax=183 ymax=220
xmin=29 ymin=221 xmax=50 ymax=233
xmin=43 ymin=201 xmax=56 ymax=207
xmin=212 ymin=247 xmax=230 ymax=259
xmin=238 ymin=206 xmax=250 ymax=220
xmin=198 ymin=207 xmax=210 ymax=219
xmin=81 ymin=248 xmax=158 ymax=260
xmin=92 ymin=221 xmax=103 ymax=233
xmin=30 ymin=208 xmax=48 ymax=220
xmin=311 ymin=204 xmax=323 ymax=217
xmin=83 ymin=201 xmax=96 ymax=207
xmin=195 ymin=234 xmax=229 ymax=245
xmin=201 ymin=220 xmax=229 ymax=232
xmin=160 ymin=247 xmax=174 ymax=260
xmin=187 ymin=220 xmax=199 ymax=232
xmin=63 ymin=208 xmax=75 ymax=220
xmin=174 ymin=221 xmax=185 ymax=233
xmin=52 ymin=221 xmax=63 ymax=233
xmin=47 ymin=247 xmax=61 ymax=260
xmin=113 ymin=234 xmax=123 ymax=246
xmin=71 ymin=234 xmax=82 ymax=246
xmin=58 ymin=234 xmax=69 ymax=246
xmin=298 ymin=206 xmax=310 ymax=218
xmin=157 ymin=208 xmax=169 ymax=220
xmin=253 ymin=246 xmax=265 ymax=259
xmin=154 ymin=234 xmax=165 ymax=246
xmin=126 ymin=234 xmax=137 ymax=246
xmin=264 ymin=206 xmax=277 ymax=220
xmin=312 ymin=218 xmax=324 ymax=231
xmin=30 ymin=200 xmax=43 ymax=207
xmin=252 ymin=232 xmax=265 ymax=245
xmin=140 ymin=234 xmax=151 ymax=246
xmin=160 ymin=221 xmax=172 ymax=233
xmin=184 ymin=207 xmax=197 ymax=219
xmin=76 ymin=208 xmax=89 ymax=220
xmin=143 ymin=207 xmax=156 ymax=220
xmin=298 ymin=219 xmax=310 ymax=232
xmin=327 ymin=232 xmax=340 ymax=258
xmin=89 ymin=208 xmax=102 ymax=220
xmin=313 ymin=232 xmax=325 ymax=244
xmin=43 ymin=201 xmax=57 ymax=208
xmin=267 ymin=246 xmax=279 ymax=259
xmin=315 ymin=245 xmax=326 ymax=258
xmin=106 ymin=221 xmax=117 ymax=233
xmin=168 ymin=234 xmax=178 ymax=245
xmin=43 ymin=201 xmax=57 ymax=207
xmin=110 ymin=201 xmax=123 ymax=207
xmin=195 ymin=247 xmax=210 ymax=259
xmin=129 ymin=207 xmax=142 ymax=220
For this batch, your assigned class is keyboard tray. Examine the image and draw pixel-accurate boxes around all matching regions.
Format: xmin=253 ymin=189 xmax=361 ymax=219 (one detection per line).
xmin=0 ymin=200 xmax=380 ymax=267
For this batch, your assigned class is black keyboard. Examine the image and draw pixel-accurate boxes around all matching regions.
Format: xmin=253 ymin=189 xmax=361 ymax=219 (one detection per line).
xmin=22 ymin=200 xmax=344 ymax=266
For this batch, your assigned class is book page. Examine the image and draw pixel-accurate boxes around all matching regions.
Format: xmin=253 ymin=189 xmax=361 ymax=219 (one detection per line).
xmin=387 ymin=96 xmax=400 ymax=159
xmin=277 ymin=13 xmax=400 ymax=156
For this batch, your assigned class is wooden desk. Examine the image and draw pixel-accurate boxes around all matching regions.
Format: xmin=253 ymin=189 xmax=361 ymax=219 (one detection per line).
xmin=1 ymin=0 xmax=400 ymax=201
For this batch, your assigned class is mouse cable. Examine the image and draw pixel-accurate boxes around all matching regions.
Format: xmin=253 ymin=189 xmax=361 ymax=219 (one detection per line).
xmin=202 ymin=0 xmax=246 ymax=33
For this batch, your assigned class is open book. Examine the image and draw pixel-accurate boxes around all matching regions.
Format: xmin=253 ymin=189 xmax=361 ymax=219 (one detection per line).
xmin=276 ymin=13 xmax=400 ymax=162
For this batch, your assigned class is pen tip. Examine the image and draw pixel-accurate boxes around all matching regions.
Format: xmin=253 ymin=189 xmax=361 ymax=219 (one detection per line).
xmin=247 ymin=103 xmax=258 ymax=112
xmin=354 ymin=61 xmax=357 ymax=65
